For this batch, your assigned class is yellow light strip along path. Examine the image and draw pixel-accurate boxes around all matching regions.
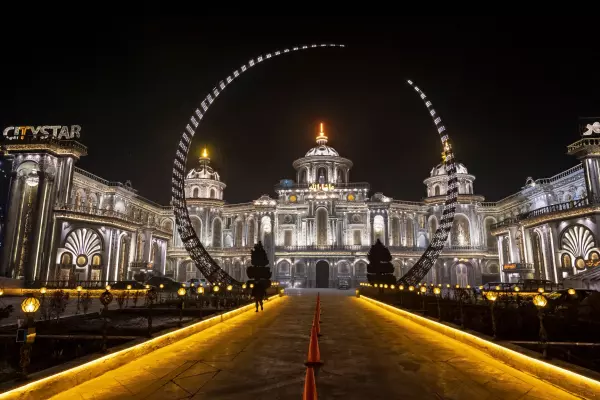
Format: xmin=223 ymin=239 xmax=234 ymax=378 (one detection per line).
xmin=359 ymin=295 xmax=600 ymax=399
xmin=0 ymin=295 xmax=286 ymax=400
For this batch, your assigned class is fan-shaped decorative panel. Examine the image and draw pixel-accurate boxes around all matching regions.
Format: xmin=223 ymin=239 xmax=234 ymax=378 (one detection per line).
xmin=65 ymin=229 xmax=102 ymax=260
xmin=561 ymin=225 xmax=596 ymax=258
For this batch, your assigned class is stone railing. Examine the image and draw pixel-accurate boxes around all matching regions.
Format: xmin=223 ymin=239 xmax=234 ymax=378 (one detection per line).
xmin=55 ymin=203 xmax=171 ymax=233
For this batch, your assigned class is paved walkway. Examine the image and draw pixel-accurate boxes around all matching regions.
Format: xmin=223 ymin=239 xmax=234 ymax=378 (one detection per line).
xmin=49 ymin=290 xmax=578 ymax=399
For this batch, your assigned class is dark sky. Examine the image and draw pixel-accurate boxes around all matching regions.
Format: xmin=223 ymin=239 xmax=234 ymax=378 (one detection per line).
xmin=2 ymin=16 xmax=599 ymax=205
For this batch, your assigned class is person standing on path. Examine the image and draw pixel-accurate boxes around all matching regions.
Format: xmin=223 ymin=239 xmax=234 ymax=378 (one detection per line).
xmin=252 ymin=283 xmax=265 ymax=312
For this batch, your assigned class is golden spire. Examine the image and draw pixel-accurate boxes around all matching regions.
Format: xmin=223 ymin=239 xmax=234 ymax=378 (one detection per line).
xmin=199 ymin=146 xmax=210 ymax=164
xmin=202 ymin=147 xmax=208 ymax=158
xmin=316 ymin=122 xmax=328 ymax=145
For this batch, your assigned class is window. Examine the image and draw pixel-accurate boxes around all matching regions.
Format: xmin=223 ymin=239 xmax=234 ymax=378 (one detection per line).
xmin=76 ymin=255 xmax=87 ymax=267
xmin=192 ymin=187 xmax=199 ymax=197
xmin=284 ymin=230 xmax=292 ymax=246
xmin=60 ymin=252 xmax=72 ymax=265
xmin=210 ymin=188 xmax=216 ymax=198
xmin=212 ymin=219 xmax=222 ymax=248
xmin=353 ymin=230 xmax=362 ymax=246
xmin=92 ymin=254 xmax=102 ymax=266
xmin=373 ymin=215 xmax=385 ymax=243
xmin=316 ymin=208 xmax=328 ymax=246
xmin=91 ymin=269 xmax=101 ymax=281
xmin=434 ymin=185 xmax=440 ymax=196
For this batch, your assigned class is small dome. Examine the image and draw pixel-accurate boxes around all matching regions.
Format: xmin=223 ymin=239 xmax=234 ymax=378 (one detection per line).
xmin=430 ymin=162 xmax=468 ymax=177
xmin=305 ymin=145 xmax=339 ymax=157
xmin=187 ymin=164 xmax=220 ymax=181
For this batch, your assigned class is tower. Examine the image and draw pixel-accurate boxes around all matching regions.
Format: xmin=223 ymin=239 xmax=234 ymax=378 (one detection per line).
xmin=567 ymin=118 xmax=600 ymax=201
xmin=0 ymin=126 xmax=86 ymax=283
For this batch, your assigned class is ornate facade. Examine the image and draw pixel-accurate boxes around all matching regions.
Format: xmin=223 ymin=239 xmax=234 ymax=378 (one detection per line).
xmin=3 ymin=121 xmax=600 ymax=289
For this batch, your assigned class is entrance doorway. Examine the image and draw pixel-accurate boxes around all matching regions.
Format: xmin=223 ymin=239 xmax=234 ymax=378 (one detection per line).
xmin=316 ymin=260 xmax=329 ymax=288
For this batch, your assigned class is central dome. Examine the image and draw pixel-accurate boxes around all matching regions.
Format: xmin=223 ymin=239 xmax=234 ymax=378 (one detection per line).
xmin=305 ymin=145 xmax=339 ymax=157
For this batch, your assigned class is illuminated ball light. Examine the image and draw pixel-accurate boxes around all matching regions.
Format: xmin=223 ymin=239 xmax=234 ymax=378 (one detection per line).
xmin=21 ymin=296 xmax=40 ymax=314
xmin=177 ymin=287 xmax=186 ymax=296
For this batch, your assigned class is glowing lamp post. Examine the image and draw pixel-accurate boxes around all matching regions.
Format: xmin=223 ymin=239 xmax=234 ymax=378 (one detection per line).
xmin=398 ymin=284 xmax=405 ymax=307
xmin=197 ymin=286 xmax=204 ymax=295
xmin=433 ymin=287 xmax=442 ymax=320
xmin=76 ymin=285 xmax=83 ymax=314
xmin=99 ymin=289 xmax=114 ymax=352
xmin=485 ymin=291 xmax=498 ymax=340
xmin=20 ymin=295 xmax=40 ymax=378
xmin=567 ymin=288 xmax=576 ymax=296
xmin=419 ymin=286 xmax=427 ymax=312
xmin=533 ymin=294 xmax=549 ymax=358
xmin=177 ymin=287 xmax=186 ymax=327
xmin=40 ymin=287 xmax=47 ymax=320
xmin=126 ymin=284 xmax=132 ymax=290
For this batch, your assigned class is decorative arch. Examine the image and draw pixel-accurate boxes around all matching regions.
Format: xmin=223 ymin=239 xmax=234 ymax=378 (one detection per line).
xmin=234 ymin=218 xmax=244 ymax=247
xmin=212 ymin=217 xmax=223 ymax=248
xmin=192 ymin=187 xmax=200 ymax=197
xmin=316 ymin=207 xmax=328 ymax=246
xmin=60 ymin=252 xmax=72 ymax=265
xmin=451 ymin=214 xmax=471 ymax=246
xmin=210 ymin=188 xmax=217 ymax=198
xmin=64 ymin=228 xmax=103 ymax=268
xmin=354 ymin=260 xmax=367 ymax=276
xmin=277 ymin=260 xmax=291 ymax=276
xmin=483 ymin=216 xmax=497 ymax=248
xmin=373 ymin=215 xmax=385 ymax=244
xmin=434 ymin=185 xmax=441 ymax=196
xmin=294 ymin=261 xmax=306 ymax=276
xmin=560 ymin=224 xmax=597 ymax=259
xmin=337 ymin=260 xmax=350 ymax=275
xmin=405 ymin=217 xmax=415 ymax=247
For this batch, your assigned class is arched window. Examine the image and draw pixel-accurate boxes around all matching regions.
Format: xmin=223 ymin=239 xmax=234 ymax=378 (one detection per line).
xmin=451 ymin=215 xmax=470 ymax=246
xmin=192 ymin=187 xmax=199 ymax=197
xmin=235 ymin=219 xmax=243 ymax=247
xmin=210 ymin=188 xmax=216 ymax=198
xmin=212 ymin=218 xmax=222 ymax=248
xmin=428 ymin=217 xmax=438 ymax=243
xmin=247 ymin=219 xmax=255 ymax=246
xmin=317 ymin=167 xmax=327 ymax=183
xmin=373 ymin=215 xmax=385 ymax=244
xmin=316 ymin=208 xmax=328 ymax=246
xmin=405 ymin=218 xmax=414 ymax=247
xmin=434 ymin=185 xmax=440 ymax=196
xmin=532 ymin=231 xmax=545 ymax=279
xmin=299 ymin=168 xmax=308 ymax=184
xmin=561 ymin=253 xmax=572 ymax=268
xmin=456 ymin=264 xmax=469 ymax=287
xmin=278 ymin=261 xmax=291 ymax=276
xmin=92 ymin=254 xmax=102 ymax=266
xmin=484 ymin=218 xmax=496 ymax=248
xmin=391 ymin=217 xmax=400 ymax=246
xmin=60 ymin=252 xmax=72 ymax=265
xmin=191 ymin=217 xmax=202 ymax=239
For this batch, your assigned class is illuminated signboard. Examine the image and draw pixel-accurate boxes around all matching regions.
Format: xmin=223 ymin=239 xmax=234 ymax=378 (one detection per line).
xmin=309 ymin=183 xmax=334 ymax=191
xmin=3 ymin=125 xmax=81 ymax=140
xmin=503 ymin=263 xmax=517 ymax=270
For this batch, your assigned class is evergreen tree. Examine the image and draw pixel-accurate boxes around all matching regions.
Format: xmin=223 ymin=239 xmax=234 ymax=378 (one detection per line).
xmin=247 ymin=241 xmax=272 ymax=281
xmin=366 ymin=239 xmax=396 ymax=285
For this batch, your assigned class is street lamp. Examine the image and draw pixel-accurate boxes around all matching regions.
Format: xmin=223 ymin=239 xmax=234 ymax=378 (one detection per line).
xmin=40 ymin=287 xmax=47 ymax=321
xmin=197 ymin=286 xmax=204 ymax=294
xmin=76 ymin=285 xmax=83 ymax=314
xmin=419 ymin=286 xmax=427 ymax=312
xmin=537 ymin=288 xmax=545 ymax=293
xmin=177 ymin=287 xmax=186 ymax=327
xmin=20 ymin=295 xmax=40 ymax=378
xmin=126 ymin=284 xmax=132 ymax=290
xmin=433 ymin=287 xmax=442 ymax=320
xmin=99 ymin=289 xmax=114 ymax=352
xmin=242 ymin=283 xmax=247 ymax=289
xmin=213 ymin=285 xmax=220 ymax=293
xmin=485 ymin=291 xmax=498 ymax=340
xmin=533 ymin=294 xmax=549 ymax=358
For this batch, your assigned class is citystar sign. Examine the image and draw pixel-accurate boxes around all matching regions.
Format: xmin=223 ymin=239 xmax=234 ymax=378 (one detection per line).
xmin=2 ymin=125 xmax=81 ymax=140
xmin=309 ymin=183 xmax=335 ymax=191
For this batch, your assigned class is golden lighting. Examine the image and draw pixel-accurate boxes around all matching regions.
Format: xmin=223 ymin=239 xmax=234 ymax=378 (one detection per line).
xmin=76 ymin=285 xmax=83 ymax=292
xmin=177 ymin=287 xmax=186 ymax=296
xmin=197 ymin=287 xmax=204 ymax=294
xmin=0 ymin=289 xmax=3 ymax=296
xmin=145 ymin=285 xmax=150 ymax=290
xmin=420 ymin=286 xmax=427 ymax=293
xmin=213 ymin=285 xmax=220 ymax=292
xmin=568 ymin=288 xmax=576 ymax=296
xmin=433 ymin=287 xmax=441 ymax=295
xmin=533 ymin=294 xmax=547 ymax=308
xmin=40 ymin=287 xmax=47 ymax=295
xmin=319 ymin=122 xmax=324 ymax=136
xmin=446 ymin=284 xmax=450 ymax=288
xmin=191 ymin=282 xmax=195 ymax=287
xmin=357 ymin=295 xmax=600 ymax=398
xmin=495 ymin=286 xmax=501 ymax=291
xmin=478 ymin=286 xmax=483 ymax=290
xmin=250 ymin=283 xmax=254 ymax=289
xmin=466 ymin=285 xmax=471 ymax=289
xmin=126 ymin=285 xmax=132 ymax=290
xmin=0 ymin=295 xmax=285 ymax=400
xmin=106 ymin=285 xmax=111 ymax=291
xmin=430 ymin=283 xmax=434 ymax=287
xmin=202 ymin=147 xmax=208 ymax=158
xmin=242 ymin=283 xmax=247 ymax=289
xmin=21 ymin=296 xmax=40 ymax=314
xmin=455 ymin=284 xmax=460 ymax=289
xmin=227 ymin=285 xmax=233 ymax=291
xmin=485 ymin=291 xmax=498 ymax=302
xmin=399 ymin=285 xmax=404 ymax=291
xmin=390 ymin=285 xmax=395 ymax=290
xmin=374 ymin=284 xmax=378 ymax=288
xmin=159 ymin=284 xmax=164 ymax=289
xmin=280 ymin=288 xmax=284 ymax=294
xmin=538 ymin=288 xmax=545 ymax=293
xmin=408 ymin=286 xmax=415 ymax=292
xmin=384 ymin=284 xmax=389 ymax=289
xmin=514 ymin=286 xmax=520 ymax=292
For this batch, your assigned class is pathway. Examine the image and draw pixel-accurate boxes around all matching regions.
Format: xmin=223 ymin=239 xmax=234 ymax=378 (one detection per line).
xmin=48 ymin=289 xmax=578 ymax=399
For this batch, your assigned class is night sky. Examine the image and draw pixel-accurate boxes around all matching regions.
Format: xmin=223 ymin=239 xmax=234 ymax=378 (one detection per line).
xmin=2 ymin=16 xmax=599 ymax=206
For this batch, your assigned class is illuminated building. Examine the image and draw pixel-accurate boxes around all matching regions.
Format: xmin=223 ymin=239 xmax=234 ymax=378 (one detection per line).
xmin=3 ymin=120 xmax=600 ymax=289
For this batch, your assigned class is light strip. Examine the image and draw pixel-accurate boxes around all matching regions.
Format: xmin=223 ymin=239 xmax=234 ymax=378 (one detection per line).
xmin=359 ymin=295 xmax=600 ymax=398
xmin=0 ymin=294 xmax=283 ymax=400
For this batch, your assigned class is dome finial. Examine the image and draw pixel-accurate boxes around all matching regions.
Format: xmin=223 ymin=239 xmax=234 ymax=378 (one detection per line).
xmin=316 ymin=122 xmax=328 ymax=145
xmin=202 ymin=147 xmax=208 ymax=158
xmin=199 ymin=146 xmax=210 ymax=164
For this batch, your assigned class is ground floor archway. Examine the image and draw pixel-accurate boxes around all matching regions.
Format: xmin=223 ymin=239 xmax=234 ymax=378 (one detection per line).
xmin=316 ymin=260 xmax=329 ymax=288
